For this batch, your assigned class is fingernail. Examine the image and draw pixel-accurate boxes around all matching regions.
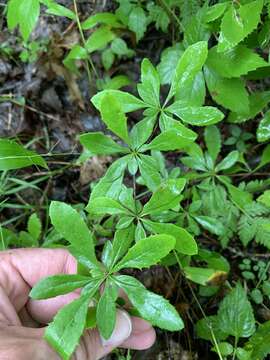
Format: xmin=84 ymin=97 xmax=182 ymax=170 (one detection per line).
xmin=101 ymin=310 xmax=132 ymax=347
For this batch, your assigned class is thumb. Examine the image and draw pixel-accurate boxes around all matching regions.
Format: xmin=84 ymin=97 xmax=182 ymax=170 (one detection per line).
xmin=0 ymin=326 xmax=61 ymax=360
xmin=0 ymin=311 xmax=132 ymax=360
xmin=74 ymin=309 xmax=132 ymax=360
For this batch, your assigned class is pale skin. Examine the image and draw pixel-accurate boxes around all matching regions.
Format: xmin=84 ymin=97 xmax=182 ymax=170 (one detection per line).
xmin=0 ymin=248 xmax=156 ymax=360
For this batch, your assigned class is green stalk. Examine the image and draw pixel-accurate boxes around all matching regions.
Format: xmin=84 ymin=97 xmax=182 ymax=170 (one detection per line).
xmin=72 ymin=0 xmax=98 ymax=82
xmin=173 ymin=250 xmax=224 ymax=360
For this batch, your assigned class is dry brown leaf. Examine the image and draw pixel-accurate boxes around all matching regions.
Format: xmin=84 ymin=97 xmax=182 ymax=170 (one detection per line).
xmin=79 ymin=155 xmax=112 ymax=185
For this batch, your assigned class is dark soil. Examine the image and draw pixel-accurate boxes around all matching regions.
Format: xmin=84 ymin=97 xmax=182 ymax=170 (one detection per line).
xmin=1 ymin=2 xmax=270 ymax=360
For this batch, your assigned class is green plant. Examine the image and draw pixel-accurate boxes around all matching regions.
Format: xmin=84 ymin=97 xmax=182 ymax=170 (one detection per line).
xmin=224 ymin=125 xmax=253 ymax=152
xmin=196 ymin=282 xmax=256 ymax=359
xmin=2 ymin=0 xmax=270 ymax=359
xmin=30 ymin=201 xmax=184 ymax=360
xmin=19 ymin=39 xmax=48 ymax=62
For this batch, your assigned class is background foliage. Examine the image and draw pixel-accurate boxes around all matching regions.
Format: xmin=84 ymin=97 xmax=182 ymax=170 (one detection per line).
xmin=1 ymin=0 xmax=270 ymax=359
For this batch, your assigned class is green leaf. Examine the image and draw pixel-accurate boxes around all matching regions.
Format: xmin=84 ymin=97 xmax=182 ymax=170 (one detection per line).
xmin=82 ymin=13 xmax=123 ymax=29
xmin=235 ymin=347 xmax=252 ymax=360
xmin=204 ymin=2 xmax=228 ymax=22
xmin=250 ymin=288 xmax=263 ymax=304
xmin=30 ymin=275 xmax=91 ymax=300
xmin=216 ymin=150 xmax=239 ymax=172
xmin=181 ymin=142 xmax=206 ymax=171
xmin=115 ymin=275 xmax=184 ymax=331
xmin=45 ymin=294 xmax=91 ymax=360
xmin=204 ymin=66 xmax=249 ymax=114
xmin=147 ymin=3 xmax=170 ymax=32
xmin=212 ymin=342 xmax=233 ymax=357
xmin=228 ymin=90 xmax=270 ymax=123
xmin=97 ymin=282 xmax=117 ymax=339
xmin=92 ymin=90 xmax=145 ymax=113
xmin=116 ymin=216 xmax=134 ymax=230
xmin=137 ymin=59 xmax=160 ymax=107
xmin=101 ymin=241 xmax=113 ymax=268
xmin=7 ymin=0 xmax=40 ymax=41
xmin=143 ymin=220 xmax=197 ymax=255
xmin=141 ymin=179 xmax=186 ymax=215
xmin=194 ymin=215 xmax=225 ymax=236
xmin=183 ymin=7 xmax=210 ymax=46
xmin=128 ymin=7 xmax=147 ymax=42
xmin=218 ymin=5 xmax=244 ymax=52
xmin=157 ymin=43 xmax=184 ymax=85
xmin=258 ymin=190 xmax=270 ymax=208
xmin=111 ymin=38 xmax=134 ymax=57
xmin=204 ymin=125 xmax=221 ymax=163
xmin=85 ymin=26 xmax=115 ymax=53
xmin=184 ymin=266 xmax=224 ymax=286
xmin=138 ymin=154 xmax=162 ymax=191
xmin=49 ymin=202 xmax=97 ymax=268
xmin=85 ymin=307 xmax=97 ymax=329
xmin=258 ymin=17 xmax=270 ymax=49
xmin=100 ymin=94 xmax=129 ymax=143
xmin=130 ymin=117 xmax=156 ymax=150
xmin=114 ymin=235 xmax=175 ymax=271
xmin=207 ymin=45 xmax=268 ymax=78
xmin=63 ymin=45 xmax=88 ymax=74
xmin=217 ymin=282 xmax=256 ymax=338
xmin=257 ymin=144 xmax=270 ymax=170
xmin=168 ymin=41 xmax=208 ymax=101
xmin=90 ymin=156 xmax=128 ymax=200
xmin=118 ymin=186 xmax=136 ymax=213
xmin=166 ymin=102 xmax=224 ymax=126
xmin=111 ymin=38 xmax=128 ymax=56
xmin=218 ymin=178 xmax=253 ymax=209
xmin=0 ymin=139 xmax=47 ymax=170
xmin=45 ymin=2 xmax=76 ymax=20
xmin=245 ymin=320 xmax=270 ymax=359
xmin=257 ymin=110 xmax=270 ymax=143
xmin=110 ymin=225 xmax=135 ymax=268
xmin=159 ymin=115 xmax=197 ymax=142
xmin=141 ymin=129 xmax=195 ymax=151
xmin=197 ymin=248 xmax=230 ymax=273
xmin=27 ymin=213 xmax=41 ymax=241
xmin=196 ymin=315 xmax=228 ymax=341
xmin=0 ymin=227 xmax=17 ymax=250
xmin=101 ymin=48 xmax=115 ymax=70
xmin=115 ymin=0 xmax=134 ymax=25
xmin=218 ymin=1 xmax=264 ymax=52
xmin=127 ymin=156 xmax=138 ymax=175
xmin=101 ymin=74 xmax=131 ymax=90
xmin=79 ymin=132 xmax=128 ymax=155
xmin=135 ymin=221 xmax=146 ymax=242
xmin=87 ymin=197 xmax=130 ymax=216
xmin=175 ymin=71 xmax=206 ymax=107
xmin=19 ymin=230 xmax=37 ymax=247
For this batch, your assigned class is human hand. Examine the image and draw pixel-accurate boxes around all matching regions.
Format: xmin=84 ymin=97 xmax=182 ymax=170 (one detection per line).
xmin=0 ymin=248 xmax=156 ymax=359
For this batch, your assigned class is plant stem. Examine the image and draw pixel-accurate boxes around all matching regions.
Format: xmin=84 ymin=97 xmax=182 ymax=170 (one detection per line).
xmin=158 ymin=0 xmax=185 ymax=33
xmin=173 ymin=250 xmax=224 ymax=360
xmin=72 ymin=0 xmax=98 ymax=82
xmin=0 ymin=225 xmax=5 ymax=250
xmin=232 ymin=337 xmax=238 ymax=360
xmin=256 ymin=260 xmax=270 ymax=289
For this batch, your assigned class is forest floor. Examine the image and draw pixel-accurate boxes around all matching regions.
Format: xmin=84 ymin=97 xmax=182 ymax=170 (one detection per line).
xmin=1 ymin=1 xmax=270 ymax=359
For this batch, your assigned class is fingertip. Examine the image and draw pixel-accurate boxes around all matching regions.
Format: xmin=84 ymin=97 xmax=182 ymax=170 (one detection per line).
xmin=131 ymin=317 xmax=153 ymax=332
xmin=101 ymin=310 xmax=132 ymax=346
xmin=133 ymin=327 xmax=156 ymax=350
xmin=121 ymin=324 xmax=156 ymax=350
